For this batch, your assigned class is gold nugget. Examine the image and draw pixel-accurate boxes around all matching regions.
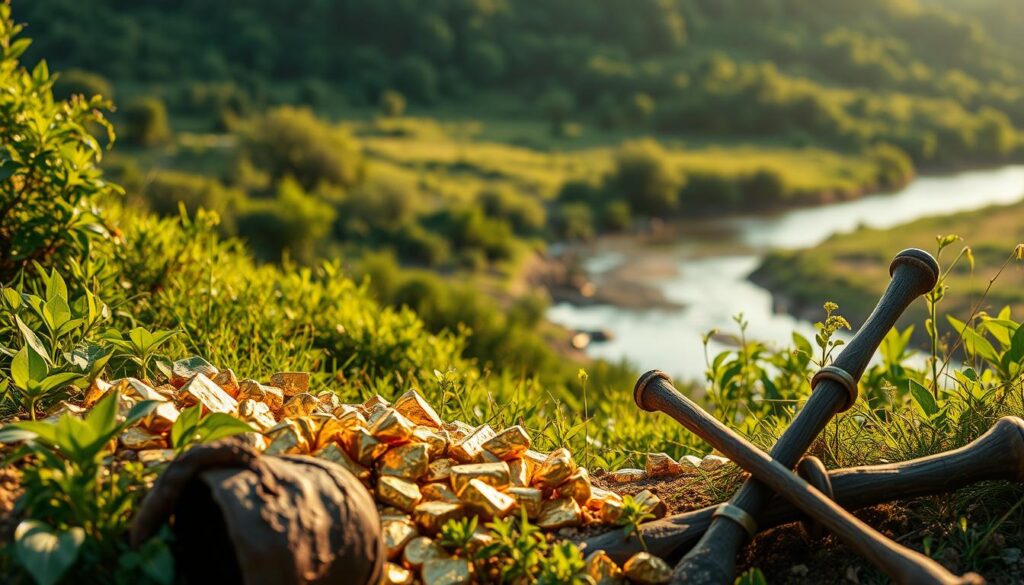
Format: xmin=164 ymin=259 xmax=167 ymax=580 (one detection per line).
xmin=380 ymin=562 xmax=413 ymax=585
xmin=459 ymin=478 xmax=515 ymax=519
xmin=212 ymin=368 xmax=239 ymax=398
xmin=370 ymin=408 xmax=417 ymax=444
xmin=378 ymin=443 xmax=431 ymax=481
xmin=393 ymin=389 xmax=443 ymax=428
xmin=481 ymin=425 xmax=531 ymax=460
xmin=314 ymin=443 xmax=371 ymax=483
xmin=623 ymin=552 xmax=672 ymax=584
xmin=281 ymin=393 xmax=319 ymax=419
xmin=378 ymin=476 xmax=422 ymax=512
xmin=413 ymin=501 xmax=465 ymax=534
xmin=448 ymin=424 xmax=495 ymax=463
xmin=507 ymin=487 xmax=544 ymax=520
xmin=532 ymin=447 xmax=576 ymax=490
xmin=402 ymin=536 xmax=446 ymax=571
xmin=449 ymin=462 xmax=510 ymax=495
xmin=443 ymin=420 xmax=475 ymax=440
xmin=413 ymin=426 xmax=449 ymax=459
xmin=120 ymin=426 xmax=166 ymax=450
xmin=604 ymin=468 xmax=646 ymax=484
xmin=382 ymin=517 xmax=418 ymax=560
xmin=264 ymin=420 xmax=310 ymax=455
xmin=507 ymin=457 xmax=530 ymax=487
xmin=634 ymin=489 xmax=667 ymax=519
xmin=364 ymin=394 xmax=391 ymax=410
xmin=421 ymin=483 xmax=462 ymax=504
xmin=426 ymin=458 xmax=454 ymax=482
xmin=270 ymin=371 xmax=310 ymax=397
xmin=555 ymin=467 xmax=592 ymax=505
xmin=599 ymin=497 xmax=625 ymax=525
xmin=585 ymin=551 xmax=625 ymax=584
xmin=137 ymin=449 xmax=174 ymax=467
xmin=422 ymin=558 xmax=472 ymax=585
xmin=537 ymin=497 xmax=582 ymax=530
xmin=238 ymin=399 xmax=276 ymax=432
xmin=352 ymin=427 xmax=388 ymax=465
xmin=645 ymin=452 xmax=684 ymax=478
xmin=179 ymin=373 xmax=238 ymax=414
xmin=237 ymin=379 xmax=284 ymax=413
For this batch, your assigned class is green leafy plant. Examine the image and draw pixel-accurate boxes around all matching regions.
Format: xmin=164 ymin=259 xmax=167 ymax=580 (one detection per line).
xmin=0 ymin=1 xmax=121 ymax=282
xmin=438 ymin=516 xmax=479 ymax=555
xmin=170 ymin=403 xmax=254 ymax=455
xmin=0 ymin=268 xmax=113 ymax=418
xmin=479 ymin=512 xmax=549 ymax=583
xmin=534 ymin=541 xmax=588 ymax=585
xmin=813 ymin=301 xmax=851 ymax=367
xmin=0 ymin=390 xmax=163 ymax=584
xmin=104 ymin=326 xmax=178 ymax=380
xmin=618 ymin=494 xmax=656 ymax=552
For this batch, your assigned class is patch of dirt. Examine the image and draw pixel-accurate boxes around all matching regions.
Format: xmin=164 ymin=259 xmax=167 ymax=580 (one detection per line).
xmin=594 ymin=471 xmax=722 ymax=516
xmin=0 ymin=466 xmax=24 ymax=542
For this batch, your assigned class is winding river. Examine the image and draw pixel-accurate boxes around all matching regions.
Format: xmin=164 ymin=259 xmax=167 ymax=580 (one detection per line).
xmin=546 ymin=165 xmax=1024 ymax=381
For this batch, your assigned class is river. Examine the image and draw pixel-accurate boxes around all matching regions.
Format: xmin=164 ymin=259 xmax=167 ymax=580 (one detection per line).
xmin=546 ymin=165 xmax=1024 ymax=381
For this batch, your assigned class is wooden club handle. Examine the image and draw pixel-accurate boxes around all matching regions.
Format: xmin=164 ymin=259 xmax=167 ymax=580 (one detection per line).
xmin=635 ymin=375 xmax=983 ymax=584
xmin=655 ymin=248 xmax=939 ymax=584
xmin=584 ymin=416 xmax=1024 ymax=565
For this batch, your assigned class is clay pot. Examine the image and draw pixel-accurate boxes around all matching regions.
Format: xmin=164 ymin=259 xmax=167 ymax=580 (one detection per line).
xmin=131 ymin=439 xmax=384 ymax=585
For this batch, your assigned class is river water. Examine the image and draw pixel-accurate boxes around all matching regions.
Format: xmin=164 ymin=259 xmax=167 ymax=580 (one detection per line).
xmin=546 ymin=165 xmax=1024 ymax=381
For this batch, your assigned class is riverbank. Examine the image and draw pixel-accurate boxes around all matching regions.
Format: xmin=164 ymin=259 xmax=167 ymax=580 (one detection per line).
xmin=751 ymin=198 xmax=1024 ymax=343
xmin=543 ymin=165 xmax=1024 ymax=378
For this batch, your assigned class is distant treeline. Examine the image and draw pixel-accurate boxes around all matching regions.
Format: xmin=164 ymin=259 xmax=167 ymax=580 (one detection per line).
xmin=23 ymin=0 xmax=1024 ymax=165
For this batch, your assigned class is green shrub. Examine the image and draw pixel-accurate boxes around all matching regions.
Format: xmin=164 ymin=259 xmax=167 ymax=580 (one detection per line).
xmin=379 ymin=89 xmax=406 ymax=117
xmin=606 ymin=139 xmax=684 ymax=216
xmin=479 ymin=187 xmax=547 ymax=235
xmin=236 ymin=177 xmax=336 ymax=263
xmin=0 ymin=6 xmax=120 ymax=282
xmin=241 ymin=106 xmax=364 ymax=191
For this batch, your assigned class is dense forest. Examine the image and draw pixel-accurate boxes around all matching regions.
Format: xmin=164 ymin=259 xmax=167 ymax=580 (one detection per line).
xmin=22 ymin=0 xmax=1024 ymax=165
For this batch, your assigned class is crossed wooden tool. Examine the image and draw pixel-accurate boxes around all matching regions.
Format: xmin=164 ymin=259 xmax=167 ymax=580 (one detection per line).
xmin=587 ymin=249 xmax=996 ymax=584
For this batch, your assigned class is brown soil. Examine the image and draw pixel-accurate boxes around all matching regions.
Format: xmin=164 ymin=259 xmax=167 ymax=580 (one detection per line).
xmin=0 ymin=466 xmax=23 ymax=544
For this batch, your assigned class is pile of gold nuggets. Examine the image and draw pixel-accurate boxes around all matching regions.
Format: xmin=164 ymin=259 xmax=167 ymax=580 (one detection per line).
xmin=82 ymin=357 xmax=705 ymax=585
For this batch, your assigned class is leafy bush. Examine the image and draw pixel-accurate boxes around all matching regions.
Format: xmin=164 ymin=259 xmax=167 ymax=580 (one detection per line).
xmin=606 ymin=139 xmax=684 ymax=216
xmin=0 ymin=6 xmax=119 ymax=282
xmin=240 ymin=106 xmax=364 ymax=191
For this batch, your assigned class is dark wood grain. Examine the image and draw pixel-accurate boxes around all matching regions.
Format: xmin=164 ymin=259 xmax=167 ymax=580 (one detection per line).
xmin=583 ymin=416 xmax=1024 ymax=564
xmin=636 ymin=376 xmax=984 ymax=584
xmin=636 ymin=249 xmax=939 ymax=584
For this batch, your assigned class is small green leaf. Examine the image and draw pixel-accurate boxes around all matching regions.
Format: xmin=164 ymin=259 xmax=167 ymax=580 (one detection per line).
xmin=16 ymin=316 xmax=52 ymax=365
xmin=909 ymin=380 xmax=939 ymax=416
xmin=14 ymin=520 xmax=84 ymax=585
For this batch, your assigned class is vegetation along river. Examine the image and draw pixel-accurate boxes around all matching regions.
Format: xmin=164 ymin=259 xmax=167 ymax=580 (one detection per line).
xmin=546 ymin=165 xmax=1024 ymax=381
